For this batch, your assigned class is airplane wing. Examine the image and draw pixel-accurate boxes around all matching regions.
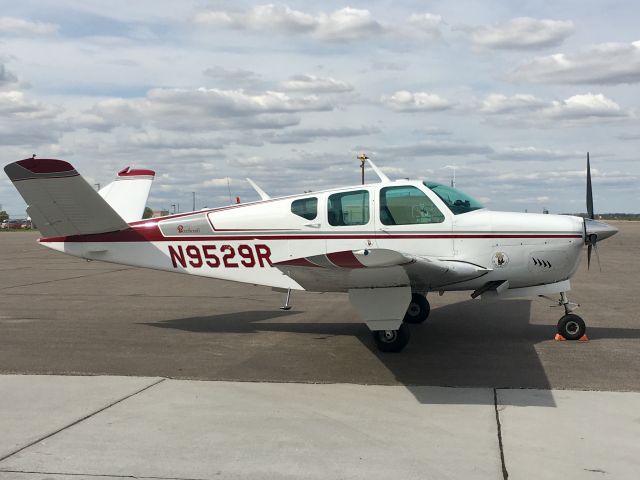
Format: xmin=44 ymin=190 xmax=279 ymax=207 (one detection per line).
xmin=273 ymin=248 xmax=491 ymax=292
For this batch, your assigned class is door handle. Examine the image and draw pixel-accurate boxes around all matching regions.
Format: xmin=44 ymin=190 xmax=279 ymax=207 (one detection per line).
xmin=304 ymin=223 xmax=321 ymax=228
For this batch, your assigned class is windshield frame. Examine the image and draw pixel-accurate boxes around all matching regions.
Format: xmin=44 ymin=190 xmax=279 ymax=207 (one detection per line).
xmin=422 ymin=181 xmax=484 ymax=215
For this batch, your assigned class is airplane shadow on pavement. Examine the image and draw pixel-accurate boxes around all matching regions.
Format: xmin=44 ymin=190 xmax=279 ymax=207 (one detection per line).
xmin=145 ymin=297 xmax=640 ymax=407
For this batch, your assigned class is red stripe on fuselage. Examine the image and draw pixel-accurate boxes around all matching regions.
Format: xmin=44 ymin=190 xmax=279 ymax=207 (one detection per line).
xmin=39 ymin=226 xmax=583 ymax=244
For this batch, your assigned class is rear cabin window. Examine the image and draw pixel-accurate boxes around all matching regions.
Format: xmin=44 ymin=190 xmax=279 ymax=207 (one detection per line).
xmin=380 ymin=186 xmax=445 ymax=225
xmin=291 ymin=197 xmax=318 ymax=220
xmin=327 ymin=190 xmax=370 ymax=226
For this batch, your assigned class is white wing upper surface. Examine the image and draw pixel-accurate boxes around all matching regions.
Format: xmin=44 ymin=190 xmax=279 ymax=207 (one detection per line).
xmin=273 ymin=248 xmax=490 ymax=292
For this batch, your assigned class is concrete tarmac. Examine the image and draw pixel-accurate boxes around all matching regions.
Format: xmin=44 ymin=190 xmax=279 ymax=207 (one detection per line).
xmin=1 ymin=375 xmax=639 ymax=480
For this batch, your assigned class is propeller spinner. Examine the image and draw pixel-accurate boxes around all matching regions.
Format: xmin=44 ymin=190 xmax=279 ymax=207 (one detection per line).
xmin=583 ymin=152 xmax=618 ymax=270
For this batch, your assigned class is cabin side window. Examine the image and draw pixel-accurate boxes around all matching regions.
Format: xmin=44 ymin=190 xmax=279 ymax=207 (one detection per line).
xmin=379 ymin=186 xmax=445 ymax=225
xmin=291 ymin=197 xmax=318 ymax=220
xmin=327 ymin=190 xmax=370 ymax=226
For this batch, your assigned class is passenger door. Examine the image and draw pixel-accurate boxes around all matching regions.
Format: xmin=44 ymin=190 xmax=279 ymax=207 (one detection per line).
xmin=375 ymin=184 xmax=454 ymax=257
xmin=324 ymin=188 xmax=376 ymax=256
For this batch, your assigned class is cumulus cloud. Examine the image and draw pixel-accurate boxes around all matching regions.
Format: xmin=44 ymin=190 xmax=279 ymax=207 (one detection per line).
xmin=83 ymin=87 xmax=334 ymax=132
xmin=476 ymin=92 xmax=628 ymax=126
xmin=0 ymin=16 xmax=58 ymax=35
xmin=470 ymin=17 xmax=574 ymax=50
xmin=280 ymin=74 xmax=353 ymax=93
xmin=203 ymin=66 xmax=262 ymax=85
xmin=509 ymin=40 xmax=640 ymax=84
xmin=0 ymin=63 xmax=18 ymax=87
xmin=0 ymin=90 xmax=60 ymax=119
xmin=194 ymin=4 xmax=316 ymax=33
xmin=313 ymin=7 xmax=383 ymax=42
xmin=381 ymin=90 xmax=453 ymax=112
xmin=617 ymin=132 xmax=640 ymax=141
xmin=478 ymin=93 xmax=548 ymax=114
xmin=127 ymin=131 xmax=226 ymax=150
xmin=490 ymin=146 xmax=579 ymax=162
xmin=545 ymin=93 xmax=625 ymax=120
xmin=266 ymin=125 xmax=379 ymax=144
xmin=366 ymin=141 xmax=493 ymax=158
xmin=405 ymin=13 xmax=444 ymax=41
xmin=194 ymin=4 xmax=442 ymax=43
xmin=0 ymin=90 xmax=64 ymax=145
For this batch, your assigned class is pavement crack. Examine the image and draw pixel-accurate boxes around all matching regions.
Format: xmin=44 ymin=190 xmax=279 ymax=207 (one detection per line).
xmin=0 ymin=378 xmax=166 ymax=463
xmin=494 ymin=388 xmax=509 ymax=480
xmin=0 ymin=267 xmax=134 ymax=292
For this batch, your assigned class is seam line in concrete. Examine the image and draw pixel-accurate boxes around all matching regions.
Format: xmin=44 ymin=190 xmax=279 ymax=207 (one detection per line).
xmin=0 ymin=267 xmax=134 ymax=292
xmin=0 ymin=377 xmax=166 ymax=463
xmin=0 ymin=468 xmax=209 ymax=480
xmin=493 ymin=388 xmax=509 ymax=480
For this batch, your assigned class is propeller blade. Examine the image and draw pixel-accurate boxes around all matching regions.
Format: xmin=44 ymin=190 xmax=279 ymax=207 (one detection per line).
xmin=593 ymin=242 xmax=602 ymax=272
xmin=587 ymin=244 xmax=592 ymax=270
xmin=586 ymin=152 xmax=594 ymax=220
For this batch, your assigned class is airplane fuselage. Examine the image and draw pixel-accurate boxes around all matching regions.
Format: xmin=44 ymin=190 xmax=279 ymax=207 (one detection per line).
xmin=40 ymin=180 xmax=586 ymax=295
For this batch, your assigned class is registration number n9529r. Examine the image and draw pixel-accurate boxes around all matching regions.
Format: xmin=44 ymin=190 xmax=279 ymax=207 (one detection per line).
xmin=168 ymin=244 xmax=272 ymax=269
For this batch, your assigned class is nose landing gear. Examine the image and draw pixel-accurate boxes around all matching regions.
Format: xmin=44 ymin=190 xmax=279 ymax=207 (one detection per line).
xmin=556 ymin=292 xmax=586 ymax=340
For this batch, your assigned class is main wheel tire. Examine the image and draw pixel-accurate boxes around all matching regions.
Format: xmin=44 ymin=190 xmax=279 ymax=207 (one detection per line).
xmin=403 ymin=293 xmax=430 ymax=324
xmin=373 ymin=324 xmax=410 ymax=353
xmin=557 ymin=314 xmax=586 ymax=340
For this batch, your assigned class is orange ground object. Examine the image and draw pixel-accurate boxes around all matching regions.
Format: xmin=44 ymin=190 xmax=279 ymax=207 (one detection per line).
xmin=554 ymin=334 xmax=589 ymax=342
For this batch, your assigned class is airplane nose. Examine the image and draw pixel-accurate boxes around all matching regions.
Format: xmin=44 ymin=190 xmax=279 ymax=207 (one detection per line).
xmin=584 ymin=218 xmax=618 ymax=242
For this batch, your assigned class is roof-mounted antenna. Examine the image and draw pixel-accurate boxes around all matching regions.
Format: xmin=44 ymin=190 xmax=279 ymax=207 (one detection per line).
xmin=365 ymin=157 xmax=390 ymax=183
xmin=246 ymin=178 xmax=271 ymax=200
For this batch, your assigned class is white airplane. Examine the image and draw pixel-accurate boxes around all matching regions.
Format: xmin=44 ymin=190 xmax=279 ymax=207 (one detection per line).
xmin=4 ymin=154 xmax=617 ymax=352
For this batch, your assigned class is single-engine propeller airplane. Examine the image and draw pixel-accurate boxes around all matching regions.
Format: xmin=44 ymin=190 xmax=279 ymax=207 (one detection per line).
xmin=4 ymin=153 xmax=617 ymax=352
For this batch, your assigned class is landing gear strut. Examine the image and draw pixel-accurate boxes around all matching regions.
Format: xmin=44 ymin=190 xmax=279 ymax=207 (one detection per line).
xmin=556 ymin=292 xmax=586 ymax=340
xmin=403 ymin=293 xmax=430 ymax=324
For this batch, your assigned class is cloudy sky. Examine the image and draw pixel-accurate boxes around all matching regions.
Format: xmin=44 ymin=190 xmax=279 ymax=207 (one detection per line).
xmin=1 ymin=0 xmax=639 ymax=216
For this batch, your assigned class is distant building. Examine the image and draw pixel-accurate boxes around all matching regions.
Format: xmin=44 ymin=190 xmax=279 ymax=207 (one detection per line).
xmin=151 ymin=209 xmax=170 ymax=218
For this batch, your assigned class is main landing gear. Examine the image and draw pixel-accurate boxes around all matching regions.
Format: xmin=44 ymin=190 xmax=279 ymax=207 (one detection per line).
xmin=556 ymin=292 xmax=586 ymax=340
xmin=373 ymin=324 xmax=411 ymax=353
xmin=371 ymin=293 xmax=430 ymax=352
xmin=403 ymin=293 xmax=431 ymax=324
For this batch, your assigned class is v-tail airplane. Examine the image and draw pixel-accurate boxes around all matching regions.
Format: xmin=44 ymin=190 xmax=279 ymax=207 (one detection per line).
xmin=4 ymin=154 xmax=617 ymax=352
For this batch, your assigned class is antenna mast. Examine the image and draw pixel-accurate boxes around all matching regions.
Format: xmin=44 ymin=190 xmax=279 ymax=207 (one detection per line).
xmin=357 ymin=153 xmax=368 ymax=185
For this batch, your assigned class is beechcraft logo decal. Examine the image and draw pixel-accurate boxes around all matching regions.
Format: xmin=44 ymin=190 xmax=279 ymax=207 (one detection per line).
xmin=176 ymin=224 xmax=201 ymax=234
xmin=492 ymin=252 xmax=509 ymax=268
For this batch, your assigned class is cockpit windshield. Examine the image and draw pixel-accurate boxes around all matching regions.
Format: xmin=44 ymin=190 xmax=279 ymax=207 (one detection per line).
xmin=423 ymin=182 xmax=484 ymax=215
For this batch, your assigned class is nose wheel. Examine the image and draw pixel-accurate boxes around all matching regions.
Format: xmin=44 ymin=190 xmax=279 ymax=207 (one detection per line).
xmin=557 ymin=314 xmax=586 ymax=340
xmin=556 ymin=292 xmax=587 ymax=340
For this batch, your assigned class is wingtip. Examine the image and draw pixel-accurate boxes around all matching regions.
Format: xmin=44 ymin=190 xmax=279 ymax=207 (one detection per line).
xmin=5 ymin=158 xmax=78 ymax=181
xmin=16 ymin=158 xmax=75 ymax=174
